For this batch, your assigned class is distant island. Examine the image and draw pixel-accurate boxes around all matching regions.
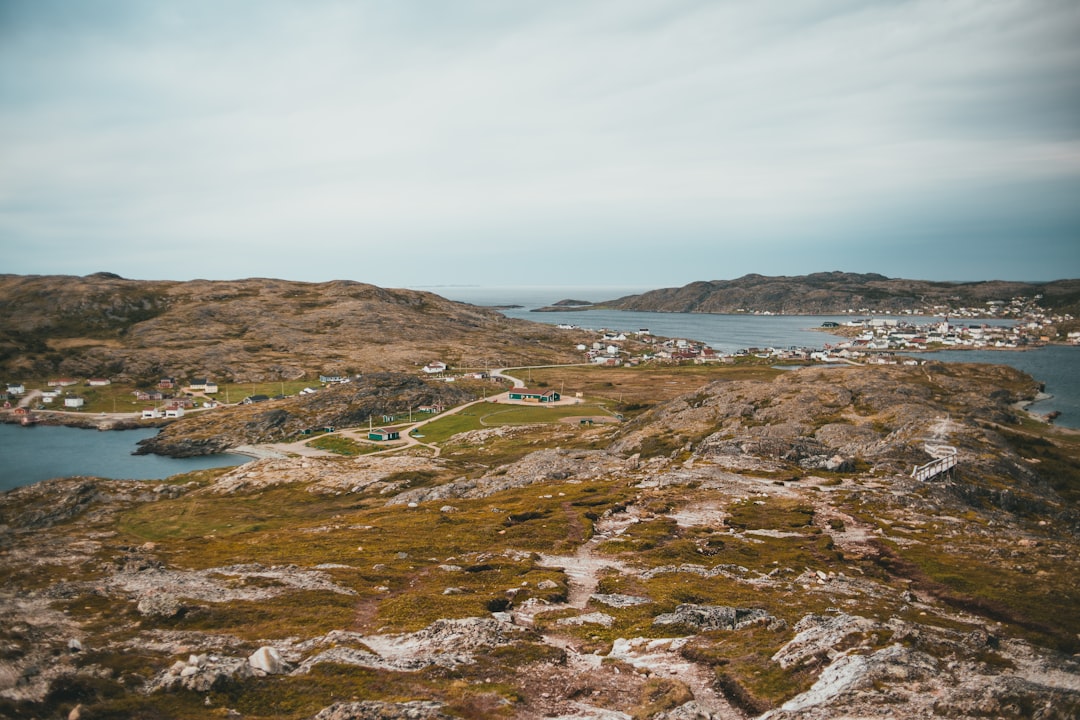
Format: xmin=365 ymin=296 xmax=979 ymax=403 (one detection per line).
xmin=532 ymin=298 xmax=595 ymax=312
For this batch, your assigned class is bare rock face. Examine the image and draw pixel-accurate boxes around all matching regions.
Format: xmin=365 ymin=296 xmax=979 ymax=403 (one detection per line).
xmin=933 ymin=676 xmax=1080 ymax=720
xmin=771 ymin=614 xmax=883 ymax=670
xmin=387 ymin=448 xmax=642 ymax=504
xmin=774 ymin=643 xmax=940 ymax=716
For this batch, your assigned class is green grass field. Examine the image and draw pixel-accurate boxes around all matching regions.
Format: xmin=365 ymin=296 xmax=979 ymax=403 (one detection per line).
xmin=416 ymin=401 xmax=613 ymax=443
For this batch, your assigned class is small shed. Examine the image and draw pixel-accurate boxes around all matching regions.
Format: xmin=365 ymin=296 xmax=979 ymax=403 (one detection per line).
xmin=507 ymin=388 xmax=561 ymax=403
xmin=368 ymin=427 xmax=401 ymax=441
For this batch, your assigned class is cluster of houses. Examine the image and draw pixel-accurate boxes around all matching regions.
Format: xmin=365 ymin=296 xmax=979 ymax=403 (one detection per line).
xmin=2 ymin=378 xmax=115 ymax=411
xmin=556 ymin=296 xmax=1076 ymax=368
xmin=825 ymin=314 xmax=1070 ymax=353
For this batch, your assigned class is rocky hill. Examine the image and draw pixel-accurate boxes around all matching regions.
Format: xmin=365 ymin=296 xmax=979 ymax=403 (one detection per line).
xmin=601 ymin=272 xmax=1080 ymax=315
xmin=134 ymin=372 xmax=479 ymax=457
xmin=0 ymin=273 xmax=588 ymax=382
xmin=2 ymin=360 xmax=1079 ymax=719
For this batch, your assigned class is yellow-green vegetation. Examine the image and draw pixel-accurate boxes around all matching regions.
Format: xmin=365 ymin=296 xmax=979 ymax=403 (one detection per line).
xmin=881 ymin=534 xmax=1080 ymax=654
xmin=7 ymin=359 xmax=1080 ymax=720
xmin=419 ymin=402 xmax=614 ymax=443
xmin=413 ymin=410 xmax=486 ymax=443
xmin=305 ymin=434 xmax=379 ymax=456
xmin=505 ymin=364 xmax=783 ymax=416
xmin=213 ymin=380 xmax=314 ymax=402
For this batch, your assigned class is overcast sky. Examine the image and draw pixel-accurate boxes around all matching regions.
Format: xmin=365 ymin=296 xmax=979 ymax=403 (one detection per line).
xmin=1 ymin=0 xmax=1078 ymax=289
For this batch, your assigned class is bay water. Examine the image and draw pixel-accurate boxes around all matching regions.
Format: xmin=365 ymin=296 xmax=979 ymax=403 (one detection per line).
xmin=0 ymin=424 xmax=244 ymax=491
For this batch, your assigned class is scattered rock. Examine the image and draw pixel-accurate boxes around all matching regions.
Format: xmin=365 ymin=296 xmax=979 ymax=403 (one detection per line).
xmin=592 ymin=594 xmax=651 ymax=608
xmin=557 ymin=612 xmax=615 ymax=628
xmin=309 ymin=700 xmax=454 ymax=720
xmin=653 ymin=604 xmax=774 ymax=632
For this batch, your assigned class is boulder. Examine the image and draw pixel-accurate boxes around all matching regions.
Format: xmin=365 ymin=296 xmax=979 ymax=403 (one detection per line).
xmin=249 ymin=646 xmax=286 ymax=675
xmin=136 ymin=591 xmax=184 ymax=618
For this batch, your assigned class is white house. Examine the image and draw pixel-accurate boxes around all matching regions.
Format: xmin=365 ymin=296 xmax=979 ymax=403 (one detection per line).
xmin=142 ymin=408 xmax=163 ymax=419
xmin=6 ymin=383 xmax=25 ymax=395
xmin=164 ymin=405 xmax=185 ymax=418
xmin=422 ymin=361 xmax=448 ymax=374
xmin=87 ymin=378 xmax=111 ymax=386
xmin=64 ymin=396 xmax=85 ymax=409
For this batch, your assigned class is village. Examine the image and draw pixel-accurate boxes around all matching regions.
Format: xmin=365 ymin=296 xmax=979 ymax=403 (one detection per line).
xmin=2 ymin=297 xmax=1075 ymax=433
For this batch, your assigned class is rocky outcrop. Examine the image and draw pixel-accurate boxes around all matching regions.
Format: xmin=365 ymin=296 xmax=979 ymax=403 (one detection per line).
xmin=309 ymin=701 xmax=454 ymax=720
xmin=387 ymin=448 xmax=642 ymax=504
xmin=653 ymin=604 xmax=775 ymax=632
xmin=149 ymin=653 xmax=254 ymax=692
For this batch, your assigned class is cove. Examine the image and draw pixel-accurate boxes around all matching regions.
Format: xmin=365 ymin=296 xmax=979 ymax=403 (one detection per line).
xmin=0 ymin=424 xmax=246 ymax=491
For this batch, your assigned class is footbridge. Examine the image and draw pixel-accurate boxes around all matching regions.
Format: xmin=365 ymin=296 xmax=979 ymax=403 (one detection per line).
xmin=911 ymin=443 xmax=958 ymax=482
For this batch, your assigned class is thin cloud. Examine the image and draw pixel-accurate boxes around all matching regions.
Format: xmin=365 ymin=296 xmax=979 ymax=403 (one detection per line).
xmin=1 ymin=0 xmax=1078 ymax=284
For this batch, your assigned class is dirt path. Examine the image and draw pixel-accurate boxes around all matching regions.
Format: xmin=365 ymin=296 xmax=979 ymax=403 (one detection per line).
xmin=514 ymin=503 xmax=742 ymax=719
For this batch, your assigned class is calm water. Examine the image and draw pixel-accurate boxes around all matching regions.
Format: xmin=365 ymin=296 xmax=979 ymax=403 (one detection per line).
xmin=0 ymin=424 xmax=245 ymax=491
xmin=914 ymin=346 xmax=1080 ymax=429
xmin=436 ymin=286 xmax=1080 ymax=430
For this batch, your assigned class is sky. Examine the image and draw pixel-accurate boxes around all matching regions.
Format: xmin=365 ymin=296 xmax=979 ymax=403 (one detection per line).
xmin=1 ymin=0 xmax=1079 ymax=289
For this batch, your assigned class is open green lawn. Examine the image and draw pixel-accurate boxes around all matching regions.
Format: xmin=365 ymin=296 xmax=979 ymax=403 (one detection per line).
xmin=305 ymin=435 xmax=382 ymax=456
xmin=211 ymin=380 xmax=316 ymax=403
xmin=503 ymin=363 xmax=782 ymax=416
xmin=416 ymin=401 xmax=614 ymax=443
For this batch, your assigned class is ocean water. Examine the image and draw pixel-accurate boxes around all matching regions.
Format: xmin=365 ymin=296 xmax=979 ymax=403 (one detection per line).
xmin=421 ymin=284 xmax=654 ymax=308
xmin=0 ymin=424 xmax=244 ymax=491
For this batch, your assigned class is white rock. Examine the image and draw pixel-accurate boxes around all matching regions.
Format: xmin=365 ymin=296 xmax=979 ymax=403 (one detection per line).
xmin=248 ymin=646 xmax=286 ymax=675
